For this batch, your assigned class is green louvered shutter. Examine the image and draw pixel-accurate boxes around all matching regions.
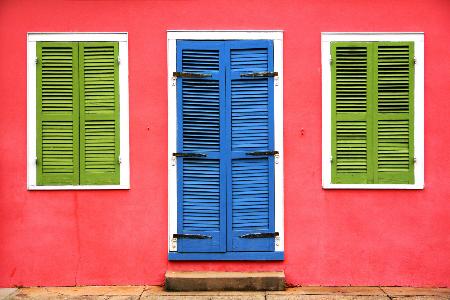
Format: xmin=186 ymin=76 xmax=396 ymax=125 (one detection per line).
xmin=37 ymin=42 xmax=80 ymax=185
xmin=79 ymin=42 xmax=120 ymax=185
xmin=331 ymin=42 xmax=373 ymax=184
xmin=331 ymin=41 xmax=415 ymax=184
xmin=374 ymin=42 xmax=414 ymax=184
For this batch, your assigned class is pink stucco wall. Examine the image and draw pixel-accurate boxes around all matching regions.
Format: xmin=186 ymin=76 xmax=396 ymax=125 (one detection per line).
xmin=1 ymin=0 xmax=449 ymax=288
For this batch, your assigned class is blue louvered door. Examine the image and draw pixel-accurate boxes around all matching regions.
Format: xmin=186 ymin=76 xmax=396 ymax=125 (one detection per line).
xmin=226 ymin=41 xmax=275 ymax=252
xmin=176 ymin=40 xmax=275 ymax=254
xmin=176 ymin=41 xmax=227 ymax=252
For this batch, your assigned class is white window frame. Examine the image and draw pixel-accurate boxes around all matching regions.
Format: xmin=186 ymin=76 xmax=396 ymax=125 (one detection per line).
xmin=167 ymin=30 xmax=284 ymax=253
xmin=321 ymin=32 xmax=424 ymax=189
xmin=27 ymin=32 xmax=130 ymax=190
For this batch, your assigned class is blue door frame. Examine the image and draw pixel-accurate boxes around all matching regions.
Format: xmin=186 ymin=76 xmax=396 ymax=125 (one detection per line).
xmin=171 ymin=40 xmax=282 ymax=261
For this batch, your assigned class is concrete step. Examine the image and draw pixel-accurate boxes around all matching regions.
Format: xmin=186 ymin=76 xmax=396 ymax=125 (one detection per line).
xmin=165 ymin=271 xmax=285 ymax=291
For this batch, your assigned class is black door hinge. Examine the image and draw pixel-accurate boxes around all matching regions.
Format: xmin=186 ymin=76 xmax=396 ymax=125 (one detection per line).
xmin=240 ymin=232 xmax=279 ymax=239
xmin=172 ymin=153 xmax=207 ymax=158
xmin=173 ymin=234 xmax=212 ymax=239
xmin=246 ymin=151 xmax=279 ymax=156
xmin=173 ymin=72 xmax=212 ymax=78
xmin=240 ymin=72 xmax=278 ymax=78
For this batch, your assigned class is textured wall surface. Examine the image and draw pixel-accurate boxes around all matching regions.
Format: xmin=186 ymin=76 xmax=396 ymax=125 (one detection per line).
xmin=0 ymin=0 xmax=449 ymax=288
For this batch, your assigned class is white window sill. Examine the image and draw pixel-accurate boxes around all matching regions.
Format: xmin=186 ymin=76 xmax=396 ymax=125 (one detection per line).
xmin=322 ymin=183 xmax=424 ymax=190
xmin=27 ymin=185 xmax=130 ymax=191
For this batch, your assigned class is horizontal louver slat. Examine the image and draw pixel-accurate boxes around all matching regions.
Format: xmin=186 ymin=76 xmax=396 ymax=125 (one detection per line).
xmin=231 ymin=48 xmax=268 ymax=72
xmin=42 ymin=121 xmax=74 ymax=173
xmin=336 ymin=121 xmax=367 ymax=173
xmin=231 ymin=79 xmax=269 ymax=151
xmin=41 ymin=47 xmax=73 ymax=112
xmin=182 ymin=159 xmax=220 ymax=231
xmin=182 ymin=79 xmax=220 ymax=151
xmin=377 ymin=120 xmax=409 ymax=172
xmin=84 ymin=120 xmax=116 ymax=171
xmin=83 ymin=46 xmax=116 ymax=113
xmin=182 ymin=49 xmax=219 ymax=72
xmin=335 ymin=47 xmax=367 ymax=113
xmin=378 ymin=45 xmax=410 ymax=113
xmin=232 ymin=159 xmax=270 ymax=231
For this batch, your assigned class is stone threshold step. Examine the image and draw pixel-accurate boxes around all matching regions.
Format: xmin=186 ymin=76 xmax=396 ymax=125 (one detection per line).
xmin=165 ymin=271 xmax=285 ymax=291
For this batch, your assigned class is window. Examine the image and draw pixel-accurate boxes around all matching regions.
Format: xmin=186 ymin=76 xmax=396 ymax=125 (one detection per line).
xmin=167 ymin=31 xmax=284 ymax=260
xmin=27 ymin=33 xmax=129 ymax=190
xmin=322 ymin=33 xmax=424 ymax=189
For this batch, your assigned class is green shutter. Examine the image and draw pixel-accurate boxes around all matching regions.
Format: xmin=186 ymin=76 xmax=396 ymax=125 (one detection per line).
xmin=79 ymin=42 xmax=120 ymax=185
xmin=331 ymin=41 xmax=414 ymax=184
xmin=331 ymin=42 xmax=373 ymax=183
xmin=374 ymin=42 xmax=414 ymax=184
xmin=37 ymin=42 xmax=80 ymax=185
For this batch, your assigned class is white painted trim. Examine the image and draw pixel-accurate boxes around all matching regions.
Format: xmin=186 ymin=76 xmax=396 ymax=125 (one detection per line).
xmin=168 ymin=30 xmax=284 ymax=32
xmin=273 ymin=38 xmax=284 ymax=251
xmin=321 ymin=32 xmax=424 ymax=189
xmin=28 ymin=185 xmax=130 ymax=190
xmin=167 ymin=30 xmax=284 ymax=253
xmin=28 ymin=32 xmax=128 ymax=42
xmin=27 ymin=33 xmax=130 ymax=190
xmin=167 ymin=37 xmax=178 ymax=251
xmin=27 ymin=41 xmax=37 ymax=189
xmin=321 ymin=38 xmax=332 ymax=189
xmin=322 ymin=32 xmax=424 ymax=41
xmin=118 ymin=41 xmax=130 ymax=188
xmin=167 ymin=30 xmax=283 ymax=41
xmin=414 ymin=36 xmax=425 ymax=189
xmin=322 ymin=184 xmax=424 ymax=190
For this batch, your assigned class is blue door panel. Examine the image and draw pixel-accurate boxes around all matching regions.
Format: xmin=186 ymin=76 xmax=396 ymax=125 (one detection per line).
xmin=226 ymin=41 xmax=276 ymax=252
xmin=176 ymin=41 xmax=227 ymax=253
xmin=176 ymin=40 xmax=275 ymax=255
xmin=229 ymin=157 xmax=275 ymax=252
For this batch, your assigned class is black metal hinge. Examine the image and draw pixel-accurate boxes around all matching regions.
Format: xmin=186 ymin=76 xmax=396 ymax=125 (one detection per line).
xmin=246 ymin=151 xmax=279 ymax=156
xmin=172 ymin=153 xmax=207 ymax=158
xmin=240 ymin=72 xmax=278 ymax=78
xmin=173 ymin=72 xmax=212 ymax=78
xmin=173 ymin=234 xmax=212 ymax=239
xmin=240 ymin=232 xmax=279 ymax=239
